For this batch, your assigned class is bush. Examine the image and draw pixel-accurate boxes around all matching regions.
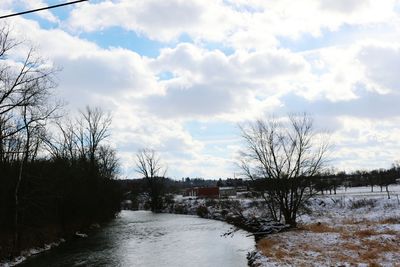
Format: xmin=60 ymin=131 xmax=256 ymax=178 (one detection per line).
xmin=205 ymin=199 xmax=217 ymax=207
xmin=173 ymin=204 xmax=187 ymax=214
xmin=349 ymin=198 xmax=377 ymax=209
xmin=196 ymin=205 xmax=209 ymax=218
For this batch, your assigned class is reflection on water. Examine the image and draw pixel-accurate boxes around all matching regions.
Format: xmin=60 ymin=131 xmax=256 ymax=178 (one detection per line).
xmin=21 ymin=211 xmax=255 ymax=267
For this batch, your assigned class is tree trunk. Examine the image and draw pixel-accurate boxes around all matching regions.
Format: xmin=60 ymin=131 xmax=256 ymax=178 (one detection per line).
xmin=283 ymin=210 xmax=297 ymax=227
xmin=12 ymin=160 xmax=23 ymax=256
xmin=13 ymin=105 xmax=31 ymax=256
xmin=386 ymin=185 xmax=390 ymax=199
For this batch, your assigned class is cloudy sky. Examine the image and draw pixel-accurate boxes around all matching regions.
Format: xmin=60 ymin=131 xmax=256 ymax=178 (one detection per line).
xmin=1 ymin=0 xmax=400 ymax=179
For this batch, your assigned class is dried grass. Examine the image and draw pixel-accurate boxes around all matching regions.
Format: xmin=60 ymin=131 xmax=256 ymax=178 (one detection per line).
xmin=379 ymin=216 xmax=400 ymax=224
xmin=274 ymin=249 xmax=288 ymax=260
xmin=342 ymin=241 xmax=362 ymax=251
xmin=257 ymin=238 xmax=278 ymax=257
xmin=354 ymin=229 xmax=379 ymax=238
xmin=302 ymin=222 xmax=339 ymax=233
xmin=257 ymin=219 xmax=400 ymax=266
xmin=360 ymin=250 xmax=377 ymax=261
xmin=342 ymin=218 xmax=369 ymax=225
xmin=380 ymin=229 xmax=398 ymax=235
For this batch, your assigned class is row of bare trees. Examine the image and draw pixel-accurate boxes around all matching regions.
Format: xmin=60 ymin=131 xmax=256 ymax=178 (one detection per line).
xmin=0 ymin=25 xmax=60 ymax=257
xmin=0 ymin=26 xmax=122 ymax=260
xmin=45 ymin=106 xmax=118 ymax=179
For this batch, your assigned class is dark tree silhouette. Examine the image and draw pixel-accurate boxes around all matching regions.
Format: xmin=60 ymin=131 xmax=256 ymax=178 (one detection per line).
xmin=135 ymin=149 xmax=167 ymax=212
xmin=0 ymin=26 xmax=122 ymax=261
xmin=239 ymin=113 xmax=330 ymax=227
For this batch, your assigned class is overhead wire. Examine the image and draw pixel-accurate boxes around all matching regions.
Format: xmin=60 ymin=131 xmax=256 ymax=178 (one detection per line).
xmin=0 ymin=0 xmax=89 ymax=20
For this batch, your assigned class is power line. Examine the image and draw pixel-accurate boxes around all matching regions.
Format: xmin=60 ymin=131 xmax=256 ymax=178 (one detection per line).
xmin=0 ymin=0 xmax=89 ymax=20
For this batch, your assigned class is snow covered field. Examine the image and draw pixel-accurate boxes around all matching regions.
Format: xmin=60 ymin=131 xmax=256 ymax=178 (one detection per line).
xmin=255 ymin=185 xmax=400 ymax=266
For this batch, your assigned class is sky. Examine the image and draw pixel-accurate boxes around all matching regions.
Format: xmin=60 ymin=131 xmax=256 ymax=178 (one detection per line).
xmin=1 ymin=0 xmax=400 ymax=179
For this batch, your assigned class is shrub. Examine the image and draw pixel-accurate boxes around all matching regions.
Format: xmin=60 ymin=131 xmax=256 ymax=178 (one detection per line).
xmin=196 ymin=205 xmax=209 ymax=218
xmin=349 ymin=198 xmax=377 ymax=209
xmin=205 ymin=199 xmax=217 ymax=207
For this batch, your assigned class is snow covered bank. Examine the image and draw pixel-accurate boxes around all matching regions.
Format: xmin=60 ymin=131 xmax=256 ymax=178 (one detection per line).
xmin=167 ymin=197 xmax=288 ymax=237
xmin=167 ymin=186 xmax=400 ymax=266
xmin=255 ymin=189 xmax=400 ymax=266
xmin=0 ymin=223 xmax=99 ymax=266
xmin=0 ymin=239 xmax=65 ymax=267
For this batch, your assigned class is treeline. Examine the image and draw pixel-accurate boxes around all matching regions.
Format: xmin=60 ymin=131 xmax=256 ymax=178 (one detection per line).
xmin=312 ymin=166 xmax=400 ymax=194
xmin=249 ymin=165 xmax=400 ymax=197
xmin=0 ymin=27 xmax=122 ymax=260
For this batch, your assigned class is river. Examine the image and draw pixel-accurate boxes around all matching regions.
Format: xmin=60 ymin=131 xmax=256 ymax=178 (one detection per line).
xmin=20 ymin=211 xmax=255 ymax=267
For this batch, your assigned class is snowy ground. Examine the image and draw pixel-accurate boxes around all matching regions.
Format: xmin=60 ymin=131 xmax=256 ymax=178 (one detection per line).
xmin=254 ymin=185 xmax=400 ymax=266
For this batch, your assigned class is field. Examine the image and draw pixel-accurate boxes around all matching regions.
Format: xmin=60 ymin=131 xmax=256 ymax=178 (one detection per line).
xmin=255 ymin=185 xmax=400 ymax=266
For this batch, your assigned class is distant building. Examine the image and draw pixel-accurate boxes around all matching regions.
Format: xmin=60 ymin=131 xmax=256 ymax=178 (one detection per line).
xmin=219 ymin=187 xmax=237 ymax=197
xmin=185 ymin=187 xmax=219 ymax=198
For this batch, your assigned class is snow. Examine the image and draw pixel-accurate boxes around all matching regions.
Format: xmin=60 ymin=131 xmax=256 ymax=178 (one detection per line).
xmin=74 ymin=231 xmax=88 ymax=238
xmin=0 ymin=239 xmax=65 ymax=267
xmin=254 ymin=186 xmax=400 ymax=266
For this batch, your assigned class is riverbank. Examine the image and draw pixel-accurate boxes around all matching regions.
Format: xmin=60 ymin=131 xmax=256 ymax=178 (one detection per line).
xmin=164 ymin=197 xmax=288 ymax=266
xmin=0 ymin=222 xmax=103 ymax=267
xmin=165 ymin=197 xmax=289 ymax=237
xmin=0 ymin=239 xmax=65 ymax=267
xmin=165 ymin=186 xmax=400 ymax=266
xmin=254 ymin=187 xmax=400 ymax=266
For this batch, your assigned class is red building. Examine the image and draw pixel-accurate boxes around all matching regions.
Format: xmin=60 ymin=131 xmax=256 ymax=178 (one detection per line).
xmin=185 ymin=187 xmax=219 ymax=198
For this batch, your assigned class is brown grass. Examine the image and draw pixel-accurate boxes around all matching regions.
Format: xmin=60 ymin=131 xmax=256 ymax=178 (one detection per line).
xmin=274 ymin=249 xmax=288 ymax=260
xmin=257 ymin=238 xmax=278 ymax=257
xmin=360 ymin=250 xmax=377 ymax=261
xmin=262 ymin=229 xmax=398 ymax=264
xmin=301 ymin=222 xmax=339 ymax=233
xmin=380 ymin=229 xmax=398 ymax=235
xmin=379 ymin=216 xmax=400 ymax=224
xmin=342 ymin=218 xmax=369 ymax=225
xmin=354 ymin=229 xmax=379 ymax=238
xmin=342 ymin=242 xmax=362 ymax=251
xmin=363 ymin=239 xmax=394 ymax=252
xmin=257 ymin=218 xmax=400 ymax=266
xmin=340 ymin=230 xmax=353 ymax=240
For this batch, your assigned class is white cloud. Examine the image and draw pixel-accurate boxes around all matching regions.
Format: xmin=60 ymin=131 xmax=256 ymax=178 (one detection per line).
xmin=4 ymin=17 xmax=163 ymax=111
xmin=67 ymin=0 xmax=242 ymax=43
xmin=66 ymin=0 xmax=398 ymax=51
xmin=358 ymin=42 xmax=400 ymax=93
xmin=2 ymin=1 xmax=400 ymax=177
xmin=331 ymin=116 xmax=400 ymax=171
xmin=144 ymin=43 xmax=306 ymax=120
xmin=319 ymin=0 xmax=369 ymax=14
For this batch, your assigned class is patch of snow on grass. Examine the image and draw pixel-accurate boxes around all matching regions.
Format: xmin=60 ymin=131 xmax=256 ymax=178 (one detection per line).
xmin=256 ymin=186 xmax=400 ymax=266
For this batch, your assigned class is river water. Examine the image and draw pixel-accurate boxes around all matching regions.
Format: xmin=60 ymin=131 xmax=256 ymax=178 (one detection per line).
xmin=20 ymin=211 xmax=255 ymax=267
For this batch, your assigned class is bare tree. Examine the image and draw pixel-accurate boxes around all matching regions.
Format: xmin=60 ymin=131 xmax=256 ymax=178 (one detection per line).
xmin=43 ymin=107 xmax=113 ymax=175
xmin=135 ymin=149 xmax=167 ymax=212
xmin=0 ymin=25 xmax=59 ymax=163
xmin=77 ymin=106 xmax=112 ymax=166
xmin=98 ymin=145 xmax=119 ymax=179
xmin=43 ymin=120 xmax=78 ymax=161
xmin=0 ymin=25 xmax=60 ymax=255
xmin=239 ymin=113 xmax=330 ymax=227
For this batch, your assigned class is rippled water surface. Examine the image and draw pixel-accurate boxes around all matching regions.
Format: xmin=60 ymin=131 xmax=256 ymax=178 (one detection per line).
xmin=20 ymin=211 xmax=255 ymax=267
